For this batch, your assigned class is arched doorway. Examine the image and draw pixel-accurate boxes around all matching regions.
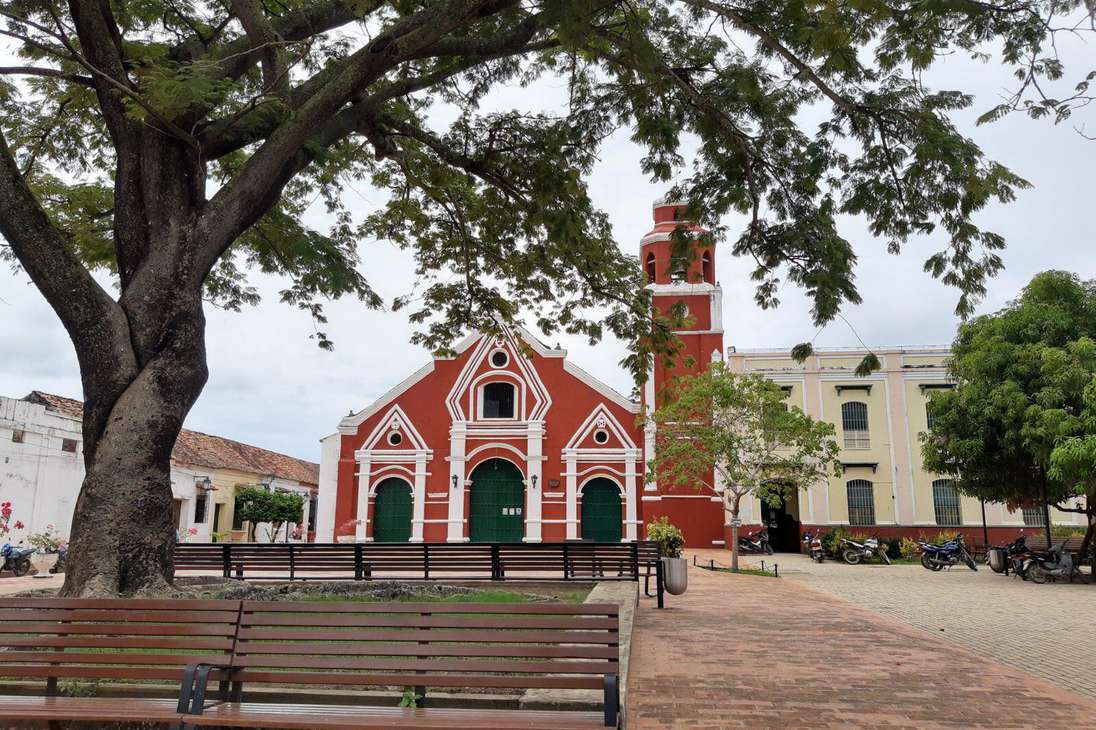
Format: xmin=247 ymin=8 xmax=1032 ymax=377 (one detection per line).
xmin=581 ymin=478 xmax=623 ymax=542
xmin=372 ymin=477 xmax=412 ymax=543
xmin=469 ymin=459 xmax=525 ymax=543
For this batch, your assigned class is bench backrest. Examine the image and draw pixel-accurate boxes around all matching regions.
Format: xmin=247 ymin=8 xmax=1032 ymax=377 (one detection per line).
xmin=232 ymin=600 xmax=620 ymax=691
xmin=0 ymin=598 xmax=239 ymax=686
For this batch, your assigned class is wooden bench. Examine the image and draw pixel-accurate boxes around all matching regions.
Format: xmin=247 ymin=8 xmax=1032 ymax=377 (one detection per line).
xmin=0 ymin=598 xmax=239 ymax=723
xmin=181 ymin=600 xmax=620 ymax=728
xmin=0 ymin=598 xmax=620 ymax=728
xmin=1018 ymin=535 xmax=1089 ymax=565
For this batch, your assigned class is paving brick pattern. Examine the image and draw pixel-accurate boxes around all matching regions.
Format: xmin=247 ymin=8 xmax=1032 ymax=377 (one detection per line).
xmin=779 ymin=553 xmax=1096 ymax=701
xmin=626 ymin=552 xmax=1096 ymax=728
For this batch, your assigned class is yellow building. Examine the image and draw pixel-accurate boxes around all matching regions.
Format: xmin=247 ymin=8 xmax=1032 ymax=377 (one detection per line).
xmin=724 ymin=346 xmax=1084 ymax=548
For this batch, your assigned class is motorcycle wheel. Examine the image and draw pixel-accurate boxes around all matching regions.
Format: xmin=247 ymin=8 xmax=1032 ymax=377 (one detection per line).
xmin=813 ymin=553 xmax=825 ymax=563
xmin=12 ymin=558 xmax=31 ymax=577
xmin=921 ymin=553 xmax=943 ymax=572
xmin=879 ymin=551 xmax=892 ymax=566
xmin=843 ymin=549 xmax=862 ymax=565
xmin=963 ymin=552 xmax=977 ymax=571
xmin=1028 ymin=563 xmax=1049 ymax=584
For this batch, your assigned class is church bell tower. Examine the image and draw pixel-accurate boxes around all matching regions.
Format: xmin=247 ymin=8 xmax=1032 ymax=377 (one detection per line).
xmin=640 ymin=196 xmax=726 ymax=546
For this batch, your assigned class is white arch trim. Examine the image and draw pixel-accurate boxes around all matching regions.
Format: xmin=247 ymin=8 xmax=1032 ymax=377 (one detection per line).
xmin=465 ymin=442 xmax=528 ymax=465
xmin=369 ymin=474 xmax=413 ymax=496
xmin=370 ymin=464 xmax=415 ymax=480
xmin=574 ymin=464 xmax=627 ymax=478
xmin=578 ymin=474 xmax=625 ymax=495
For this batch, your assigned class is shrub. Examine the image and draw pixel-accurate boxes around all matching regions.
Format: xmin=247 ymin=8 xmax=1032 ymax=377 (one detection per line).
xmin=881 ymin=537 xmax=902 ymax=559
xmin=1050 ymin=525 xmax=1086 ymax=538
xmin=647 ymin=517 xmax=685 ymax=558
xmin=899 ymin=537 xmax=922 ymax=561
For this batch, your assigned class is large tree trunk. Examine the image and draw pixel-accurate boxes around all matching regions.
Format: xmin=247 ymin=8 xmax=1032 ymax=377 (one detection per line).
xmin=61 ymin=299 xmax=209 ymax=596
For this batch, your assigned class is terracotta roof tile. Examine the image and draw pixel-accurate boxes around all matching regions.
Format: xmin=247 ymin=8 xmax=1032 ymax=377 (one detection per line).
xmin=23 ymin=391 xmax=318 ymax=486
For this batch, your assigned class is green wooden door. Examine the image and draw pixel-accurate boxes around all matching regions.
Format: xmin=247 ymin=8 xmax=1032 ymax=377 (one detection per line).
xmin=373 ymin=478 xmax=412 ymax=543
xmin=581 ymin=478 xmax=622 ymax=542
xmin=469 ymin=459 xmax=525 ymax=543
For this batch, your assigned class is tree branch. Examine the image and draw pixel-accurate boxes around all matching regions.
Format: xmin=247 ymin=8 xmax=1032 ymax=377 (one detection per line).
xmin=197 ymin=0 xmax=520 ymax=270
xmin=229 ymin=0 xmax=290 ymax=98
xmin=0 ymin=65 xmax=94 ymax=86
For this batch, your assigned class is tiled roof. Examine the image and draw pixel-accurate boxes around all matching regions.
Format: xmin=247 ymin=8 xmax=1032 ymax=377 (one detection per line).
xmin=23 ymin=391 xmax=318 ymax=486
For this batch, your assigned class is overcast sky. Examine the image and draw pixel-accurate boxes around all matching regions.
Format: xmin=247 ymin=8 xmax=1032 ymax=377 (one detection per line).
xmin=1 ymin=36 xmax=1093 ymax=464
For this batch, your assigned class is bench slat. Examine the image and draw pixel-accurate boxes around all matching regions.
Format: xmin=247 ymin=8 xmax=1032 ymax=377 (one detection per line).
xmin=240 ymin=615 xmax=617 ymax=630
xmin=186 ymin=703 xmax=608 ymax=729
xmin=229 ymin=641 xmax=617 ymax=659
xmin=230 ymin=670 xmax=604 ymax=690
xmin=230 ymin=656 xmax=615 ymax=673
xmin=237 ymin=628 xmax=617 ymax=644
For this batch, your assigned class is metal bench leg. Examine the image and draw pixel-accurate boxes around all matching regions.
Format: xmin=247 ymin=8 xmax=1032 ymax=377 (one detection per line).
xmin=603 ymin=673 xmax=619 ymax=727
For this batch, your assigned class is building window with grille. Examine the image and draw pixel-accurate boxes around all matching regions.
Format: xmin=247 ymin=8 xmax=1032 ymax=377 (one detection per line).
xmin=1022 ymin=506 xmax=1046 ymax=526
xmin=841 ymin=402 xmax=870 ymax=449
xmin=308 ymin=495 xmax=318 ymax=533
xmin=932 ymin=479 xmax=961 ymax=526
xmin=194 ymin=493 xmax=208 ymax=524
xmin=926 ymin=404 xmax=937 ymax=431
xmin=481 ymin=382 xmax=516 ymax=419
xmin=846 ymin=479 xmax=876 ymax=525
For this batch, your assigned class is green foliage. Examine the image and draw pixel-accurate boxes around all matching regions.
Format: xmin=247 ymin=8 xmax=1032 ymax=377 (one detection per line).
xmin=399 ymin=688 xmax=423 ymax=708
xmin=234 ymin=487 xmax=305 ymax=542
xmin=1050 ymin=524 xmax=1086 ymax=538
xmin=899 ymin=537 xmax=922 ymax=561
xmin=647 ymin=364 xmax=841 ymax=515
xmin=2 ymin=0 xmax=1084 ymax=383
xmin=646 ymin=517 xmax=684 ymax=558
xmin=58 ymin=680 xmax=99 ymax=698
xmin=922 ymin=272 xmax=1096 ymax=514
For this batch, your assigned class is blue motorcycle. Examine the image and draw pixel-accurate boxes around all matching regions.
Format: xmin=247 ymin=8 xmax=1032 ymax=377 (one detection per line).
xmin=919 ymin=533 xmax=977 ymax=572
xmin=1 ymin=542 xmax=34 ymax=577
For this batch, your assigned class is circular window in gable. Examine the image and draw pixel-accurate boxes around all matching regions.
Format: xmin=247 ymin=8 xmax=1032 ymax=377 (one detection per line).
xmin=387 ymin=432 xmax=403 ymax=446
xmin=593 ymin=429 xmax=610 ymax=445
xmin=490 ymin=350 xmax=509 ymax=368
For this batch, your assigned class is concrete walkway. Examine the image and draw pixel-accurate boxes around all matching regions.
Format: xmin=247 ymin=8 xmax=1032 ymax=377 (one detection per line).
xmin=626 ymin=550 xmax=1096 ymax=728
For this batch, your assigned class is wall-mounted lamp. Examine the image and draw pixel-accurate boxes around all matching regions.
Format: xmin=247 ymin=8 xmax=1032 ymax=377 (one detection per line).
xmin=196 ymin=476 xmax=215 ymax=492
xmin=530 ymin=475 xmax=538 ymax=489
xmin=451 ymin=475 xmax=459 ymax=489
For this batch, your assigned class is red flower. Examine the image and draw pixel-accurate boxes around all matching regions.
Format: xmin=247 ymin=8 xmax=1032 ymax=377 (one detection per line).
xmin=13 ymin=522 xmax=24 ymax=530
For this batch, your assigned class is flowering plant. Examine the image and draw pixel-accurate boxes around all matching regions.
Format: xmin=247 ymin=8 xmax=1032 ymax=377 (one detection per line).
xmin=0 ymin=502 xmax=23 ymax=538
xmin=27 ymin=524 xmax=64 ymax=553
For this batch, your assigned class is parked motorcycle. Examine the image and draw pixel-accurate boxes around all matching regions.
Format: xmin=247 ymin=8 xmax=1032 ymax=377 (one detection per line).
xmin=49 ymin=546 xmax=67 ymax=574
xmin=738 ymin=528 xmax=773 ymax=555
xmin=840 ymin=535 xmax=891 ymax=565
xmin=986 ymin=536 xmax=1027 ymax=575
xmin=802 ymin=531 xmax=825 ymax=563
xmin=1024 ymin=543 xmax=1081 ymax=584
xmin=919 ymin=533 xmax=977 ymax=571
xmin=1 ymin=542 xmax=34 ymax=577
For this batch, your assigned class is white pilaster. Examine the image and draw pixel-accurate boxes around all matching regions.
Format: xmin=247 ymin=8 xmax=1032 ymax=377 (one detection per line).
xmin=524 ymin=420 xmax=544 ymax=542
xmin=355 ymin=458 xmax=371 ymax=542
xmin=624 ymin=450 xmax=639 ymax=541
xmin=411 ymin=456 xmax=427 ymax=542
xmin=447 ymin=422 xmax=467 ymax=542
xmin=565 ymin=455 xmax=579 ymax=540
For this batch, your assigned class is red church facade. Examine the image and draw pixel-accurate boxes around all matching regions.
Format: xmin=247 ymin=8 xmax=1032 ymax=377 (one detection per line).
xmin=316 ymin=198 xmax=727 ymax=547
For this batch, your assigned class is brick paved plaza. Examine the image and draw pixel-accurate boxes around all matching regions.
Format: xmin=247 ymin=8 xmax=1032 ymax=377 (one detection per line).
xmin=780 ymin=552 xmax=1096 ymax=701
xmin=626 ymin=550 xmax=1096 ymax=728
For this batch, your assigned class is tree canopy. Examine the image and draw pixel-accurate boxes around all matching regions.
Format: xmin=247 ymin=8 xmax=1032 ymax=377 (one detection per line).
xmin=3 ymin=1 xmax=1092 ymax=368
xmin=1 ymin=0 xmax=1093 ymax=595
xmin=647 ymin=364 xmax=840 ymax=568
xmin=922 ymin=271 xmax=1096 ymax=535
xmin=234 ymin=486 xmax=306 ymax=542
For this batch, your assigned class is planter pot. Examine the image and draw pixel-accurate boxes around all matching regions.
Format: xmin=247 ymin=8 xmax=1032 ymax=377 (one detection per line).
xmin=31 ymin=552 xmax=59 ymax=578
xmin=661 ymin=556 xmax=688 ymax=595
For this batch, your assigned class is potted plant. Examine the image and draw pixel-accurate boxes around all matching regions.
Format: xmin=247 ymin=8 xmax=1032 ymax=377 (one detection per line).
xmin=647 ymin=517 xmax=688 ymax=595
xmin=27 ymin=524 xmax=64 ymax=577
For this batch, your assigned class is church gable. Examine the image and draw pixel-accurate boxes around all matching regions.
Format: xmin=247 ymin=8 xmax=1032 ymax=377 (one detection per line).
xmin=445 ymin=333 xmax=552 ymax=422
xmin=359 ymin=405 xmax=429 ymax=455
xmin=564 ymin=403 xmax=638 ymax=452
